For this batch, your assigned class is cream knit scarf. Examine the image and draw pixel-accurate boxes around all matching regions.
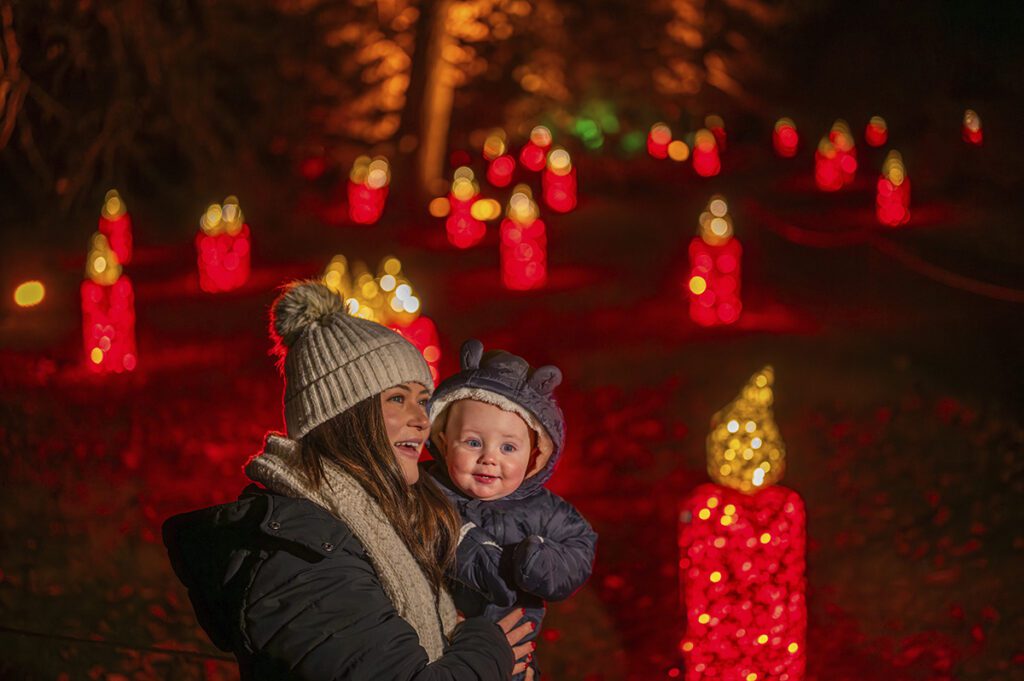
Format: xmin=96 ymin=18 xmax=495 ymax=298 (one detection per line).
xmin=245 ymin=433 xmax=458 ymax=662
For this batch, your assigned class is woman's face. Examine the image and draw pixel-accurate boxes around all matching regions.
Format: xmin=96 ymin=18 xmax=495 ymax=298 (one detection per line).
xmin=380 ymin=382 xmax=431 ymax=485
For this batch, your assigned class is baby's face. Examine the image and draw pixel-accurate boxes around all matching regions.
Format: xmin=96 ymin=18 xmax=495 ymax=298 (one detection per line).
xmin=439 ymin=400 xmax=533 ymax=501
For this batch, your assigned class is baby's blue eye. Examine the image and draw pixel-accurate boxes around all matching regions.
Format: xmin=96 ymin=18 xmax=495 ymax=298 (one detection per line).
xmin=501 ymin=443 xmax=517 ymax=454
xmin=466 ymin=438 xmax=482 ymax=448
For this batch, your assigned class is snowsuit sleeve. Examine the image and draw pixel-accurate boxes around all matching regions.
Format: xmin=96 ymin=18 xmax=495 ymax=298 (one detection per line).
xmin=450 ymin=521 xmax=518 ymax=608
xmin=510 ymin=496 xmax=597 ymax=601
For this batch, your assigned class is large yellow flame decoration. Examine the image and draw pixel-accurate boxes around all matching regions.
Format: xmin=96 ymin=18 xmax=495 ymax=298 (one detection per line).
xmin=322 ymin=254 xmax=421 ymax=327
xmin=706 ymin=366 xmax=786 ymax=493
xmin=86 ymin=232 xmax=122 ymax=286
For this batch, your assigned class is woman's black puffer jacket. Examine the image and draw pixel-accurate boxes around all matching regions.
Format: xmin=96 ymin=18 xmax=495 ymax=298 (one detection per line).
xmin=163 ymin=485 xmax=514 ymax=681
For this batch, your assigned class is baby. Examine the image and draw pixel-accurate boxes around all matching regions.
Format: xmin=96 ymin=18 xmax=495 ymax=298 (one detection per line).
xmin=427 ymin=339 xmax=598 ymax=680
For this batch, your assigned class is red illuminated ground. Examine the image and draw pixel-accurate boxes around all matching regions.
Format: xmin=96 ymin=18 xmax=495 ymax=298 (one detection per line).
xmin=1 ymin=139 xmax=1022 ymax=680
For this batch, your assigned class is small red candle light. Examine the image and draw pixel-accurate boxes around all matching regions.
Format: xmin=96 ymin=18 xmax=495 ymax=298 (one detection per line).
xmin=692 ymin=129 xmax=721 ymax=178
xmin=813 ymin=137 xmax=843 ymax=192
xmin=772 ymin=118 xmax=799 ymax=158
xmin=500 ymin=184 xmax=546 ymax=291
xmin=864 ymin=116 xmax=888 ymax=147
xmin=687 ymin=195 xmax=741 ymax=326
xmin=962 ymin=109 xmax=983 ymax=145
xmin=679 ymin=367 xmax=806 ymax=681
xmin=876 ymin=150 xmax=911 ymax=227
xmin=542 ymin=147 xmax=577 ymax=213
xmin=705 ymin=114 xmax=727 ymax=152
xmin=81 ymin=233 xmax=137 ymax=373
xmin=647 ymin=122 xmax=672 ymax=159
xmin=828 ymin=120 xmax=857 ymax=186
xmin=484 ymin=129 xmax=517 ymax=187
xmin=98 ymin=189 xmax=132 ymax=265
xmin=519 ymin=125 xmax=552 ymax=172
xmin=445 ymin=166 xmax=487 ymax=249
xmin=196 ymin=196 xmax=251 ymax=293
xmin=348 ymin=155 xmax=391 ymax=224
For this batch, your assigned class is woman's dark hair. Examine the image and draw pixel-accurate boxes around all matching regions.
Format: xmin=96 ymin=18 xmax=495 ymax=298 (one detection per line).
xmin=297 ymin=394 xmax=460 ymax=592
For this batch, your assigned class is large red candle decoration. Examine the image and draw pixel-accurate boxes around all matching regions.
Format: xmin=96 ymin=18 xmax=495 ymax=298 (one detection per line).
xmin=446 ymin=166 xmax=487 ymax=249
xmin=500 ymin=185 xmax=546 ymax=291
xmin=196 ymin=196 xmax=251 ymax=293
xmin=876 ymin=150 xmax=911 ymax=227
xmin=98 ymin=189 xmax=132 ymax=265
xmin=692 ymin=128 xmax=722 ymax=178
xmin=687 ymin=195 xmax=741 ymax=326
xmin=484 ymin=129 xmax=517 ymax=187
xmin=322 ymin=254 xmax=441 ymax=381
xmin=648 ymin=122 xmax=672 ymax=159
xmin=772 ymin=118 xmax=799 ymax=158
xmin=81 ymin=233 xmax=137 ymax=373
xmin=706 ymin=114 xmax=727 ymax=152
xmin=679 ymin=367 xmax=806 ymax=681
xmin=542 ymin=147 xmax=577 ymax=213
xmin=864 ymin=116 xmax=888 ymax=147
xmin=348 ymin=155 xmax=391 ymax=224
xmin=519 ymin=125 xmax=552 ymax=172
xmin=813 ymin=137 xmax=843 ymax=192
xmin=828 ymin=120 xmax=857 ymax=186
xmin=962 ymin=109 xmax=983 ymax=145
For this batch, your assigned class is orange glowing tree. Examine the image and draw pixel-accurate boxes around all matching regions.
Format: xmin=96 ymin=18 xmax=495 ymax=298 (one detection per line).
xmin=679 ymin=367 xmax=806 ymax=681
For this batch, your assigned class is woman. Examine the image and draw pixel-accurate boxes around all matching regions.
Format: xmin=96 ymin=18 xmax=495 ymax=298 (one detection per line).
xmin=163 ymin=281 xmax=534 ymax=679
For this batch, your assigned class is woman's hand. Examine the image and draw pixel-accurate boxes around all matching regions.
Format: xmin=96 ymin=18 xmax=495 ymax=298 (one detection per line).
xmin=497 ymin=608 xmax=536 ymax=677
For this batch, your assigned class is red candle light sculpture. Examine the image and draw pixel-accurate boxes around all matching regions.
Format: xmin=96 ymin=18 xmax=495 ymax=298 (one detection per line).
xmin=876 ymin=150 xmax=911 ymax=227
xmin=813 ymin=137 xmax=843 ymax=192
xmin=98 ymin=189 xmax=132 ymax=265
xmin=962 ymin=109 xmax=983 ymax=145
xmin=322 ymin=254 xmax=441 ymax=382
xmin=687 ymin=195 xmax=742 ymax=326
xmin=500 ymin=184 xmax=546 ymax=291
xmin=772 ymin=118 xmax=799 ymax=158
xmin=542 ymin=147 xmax=577 ymax=213
xmin=196 ymin=196 xmax=251 ymax=293
xmin=519 ymin=125 xmax=552 ymax=172
xmin=864 ymin=116 xmax=888 ymax=147
xmin=81 ymin=233 xmax=137 ymax=373
xmin=446 ymin=166 xmax=487 ymax=249
xmin=828 ymin=120 xmax=857 ymax=186
xmin=706 ymin=114 xmax=727 ymax=152
xmin=647 ymin=122 xmax=672 ymax=159
xmin=484 ymin=129 xmax=516 ymax=187
xmin=679 ymin=367 xmax=806 ymax=681
xmin=348 ymin=155 xmax=391 ymax=224
xmin=692 ymin=128 xmax=722 ymax=178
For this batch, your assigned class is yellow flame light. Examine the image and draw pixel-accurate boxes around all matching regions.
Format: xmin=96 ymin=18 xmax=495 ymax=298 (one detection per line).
xmin=817 ymin=137 xmax=837 ymax=159
xmin=350 ymin=155 xmax=371 ymax=184
xmin=547 ymin=147 xmax=572 ymax=175
xmin=830 ymin=119 xmax=854 ymax=151
xmin=483 ymin=129 xmax=507 ymax=160
xmin=705 ymin=114 xmax=725 ymax=130
xmin=698 ymin=194 xmax=734 ymax=246
xmin=774 ymin=117 xmax=796 ymax=133
xmin=507 ymin=184 xmax=539 ymax=225
xmin=429 ymin=196 xmax=451 ymax=217
xmin=102 ymin=189 xmax=126 ymax=219
xmin=668 ymin=140 xmax=690 ymax=161
xmin=86 ymin=233 xmax=122 ymax=285
xmin=201 ymin=197 xmax=245 ymax=236
xmin=13 ymin=281 xmax=46 ymax=307
xmin=869 ymin=115 xmax=887 ymax=132
xmin=366 ymin=157 xmax=391 ymax=189
xmin=451 ymin=166 xmax=479 ymax=201
xmin=530 ymin=125 xmax=552 ymax=147
xmin=963 ymin=109 xmax=981 ymax=132
xmin=323 ymin=254 xmax=423 ymax=326
xmin=706 ymin=366 xmax=786 ymax=493
xmin=882 ymin=150 xmax=906 ymax=185
xmin=694 ymin=128 xmax=716 ymax=152
xmin=471 ymin=198 xmax=502 ymax=221
xmin=650 ymin=122 xmax=672 ymax=145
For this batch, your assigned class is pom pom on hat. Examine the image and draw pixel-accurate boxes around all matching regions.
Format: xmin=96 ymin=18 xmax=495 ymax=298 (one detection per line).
xmin=271 ymin=280 xmax=347 ymax=352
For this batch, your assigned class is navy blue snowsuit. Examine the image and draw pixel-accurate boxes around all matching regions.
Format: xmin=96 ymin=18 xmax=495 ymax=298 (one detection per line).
xmin=426 ymin=461 xmax=598 ymax=680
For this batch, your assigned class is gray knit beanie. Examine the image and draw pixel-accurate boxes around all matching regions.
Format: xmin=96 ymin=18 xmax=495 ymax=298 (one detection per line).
xmin=270 ymin=280 xmax=434 ymax=439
